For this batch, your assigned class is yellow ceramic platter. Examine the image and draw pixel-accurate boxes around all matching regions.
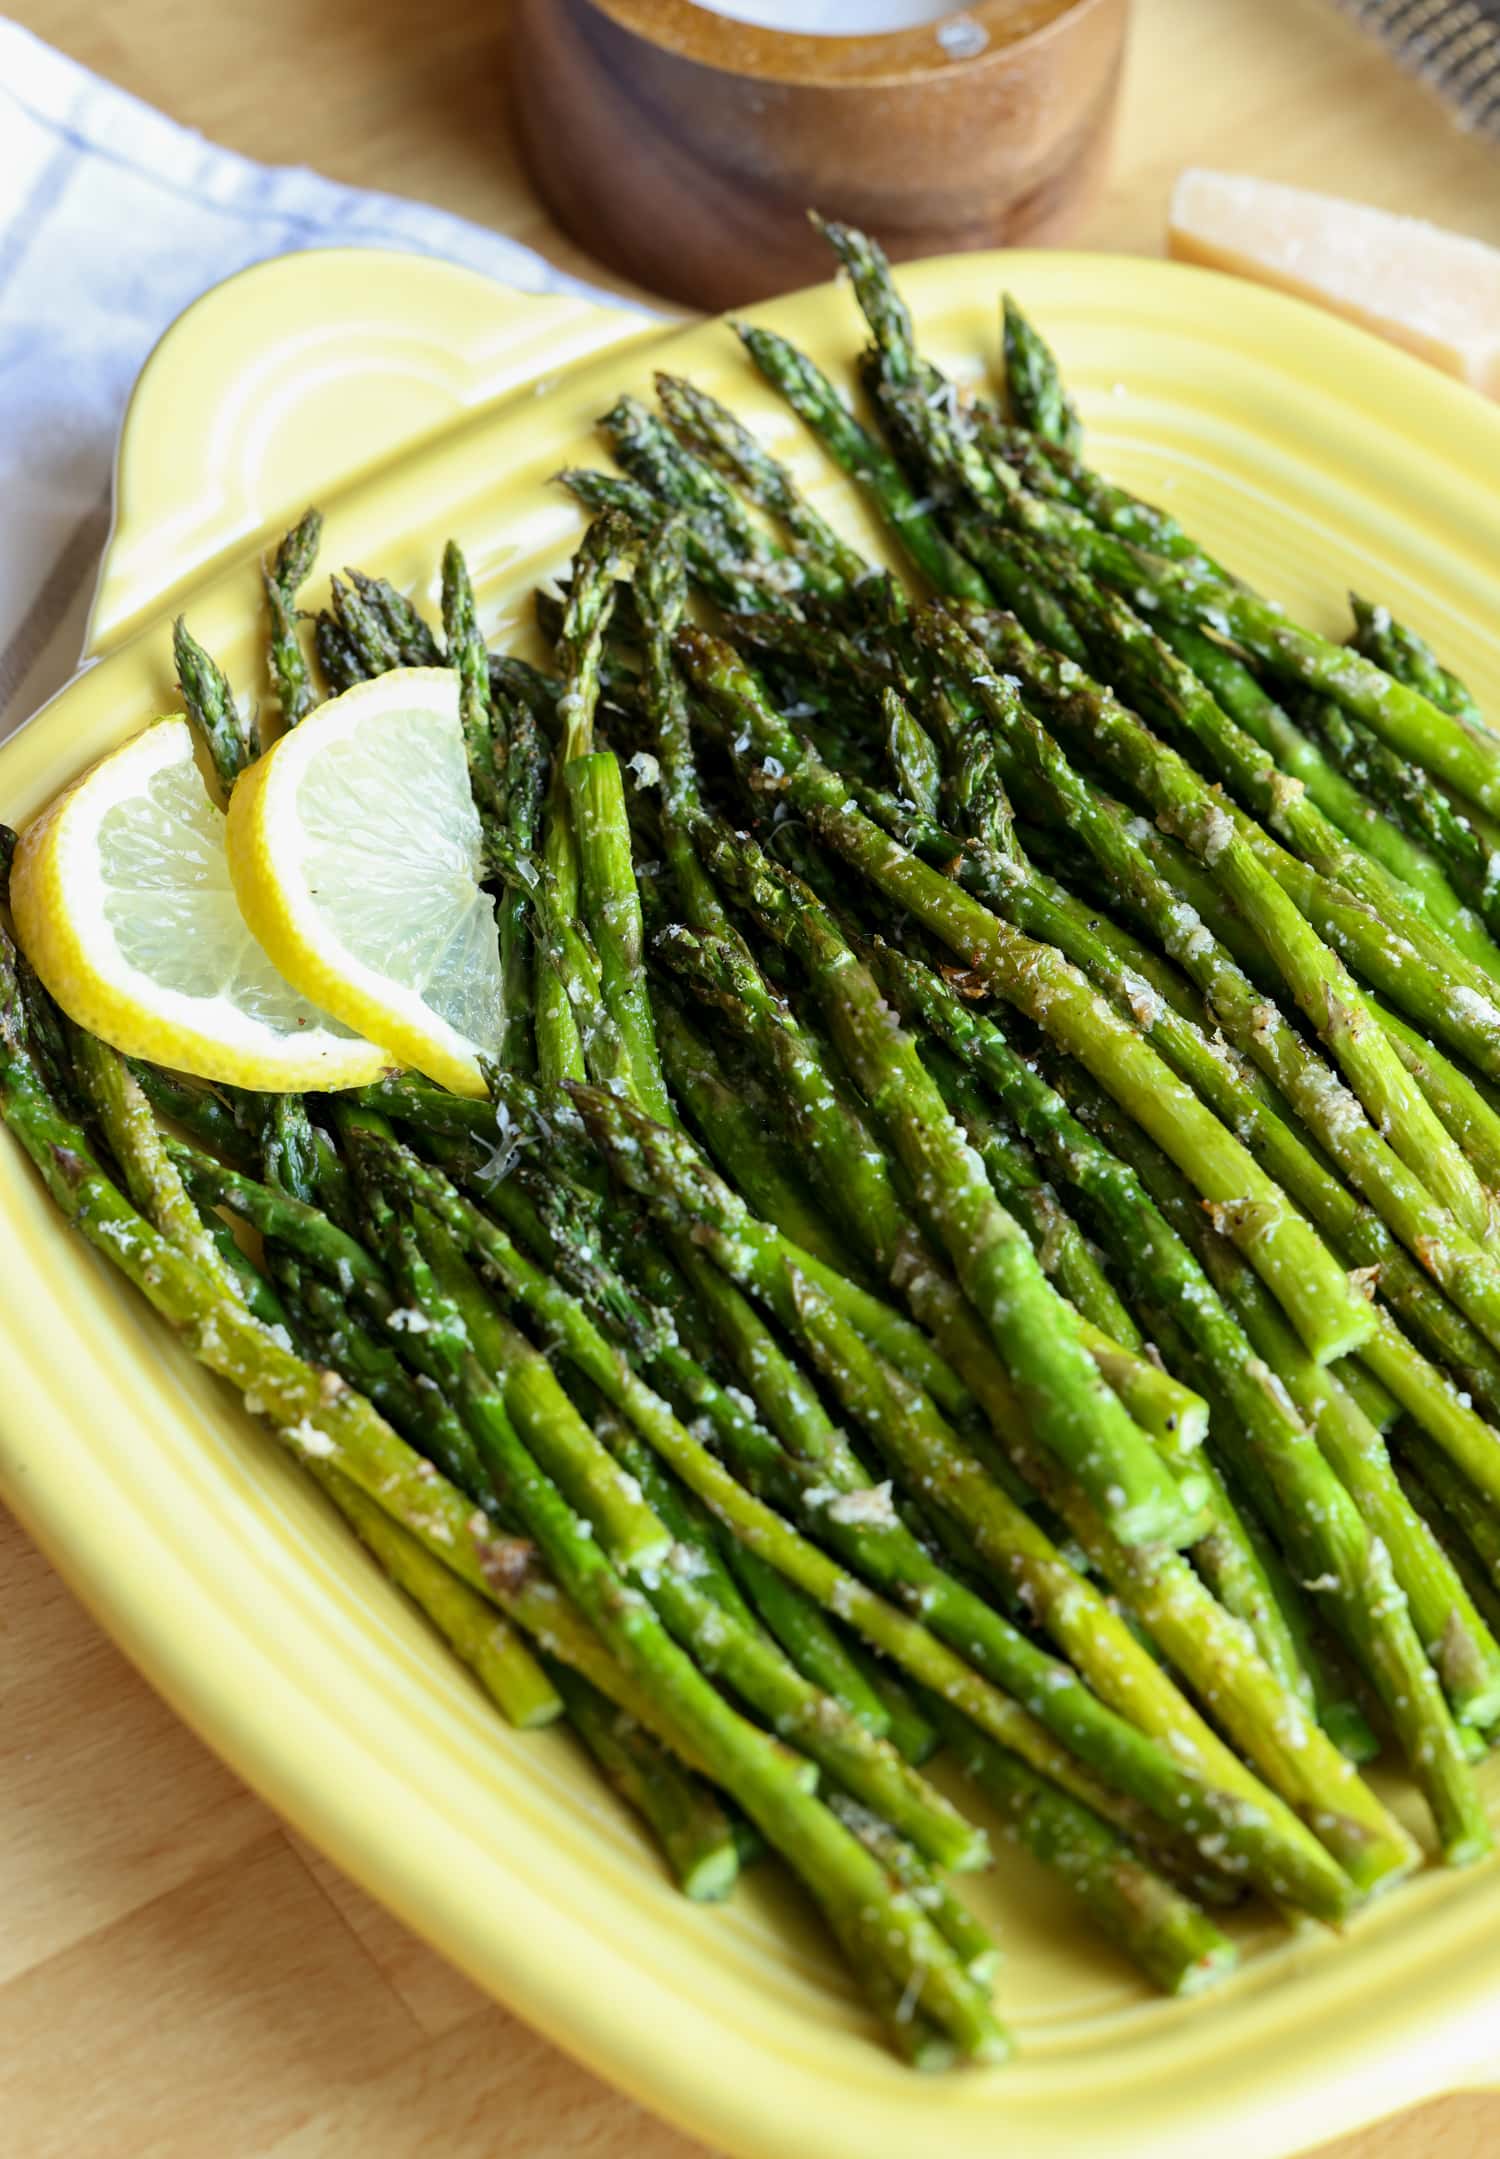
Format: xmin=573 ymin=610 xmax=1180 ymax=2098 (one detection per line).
xmin=4 ymin=243 xmax=1500 ymax=2159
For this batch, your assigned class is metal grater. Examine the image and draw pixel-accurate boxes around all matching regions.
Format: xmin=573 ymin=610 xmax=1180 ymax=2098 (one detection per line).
xmin=1332 ymin=0 xmax=1500 ymax=136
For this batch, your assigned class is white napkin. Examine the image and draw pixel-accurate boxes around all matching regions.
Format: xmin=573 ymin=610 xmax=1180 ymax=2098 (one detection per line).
xmin=0 ymin=18 xmax=631 ymax=741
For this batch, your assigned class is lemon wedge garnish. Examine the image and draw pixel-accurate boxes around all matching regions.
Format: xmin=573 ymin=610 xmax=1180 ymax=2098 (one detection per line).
xmin=11 ymin=718 xmax=391 ymax=1090
xmin=225 ymin=668 xmax=503 ymax=1098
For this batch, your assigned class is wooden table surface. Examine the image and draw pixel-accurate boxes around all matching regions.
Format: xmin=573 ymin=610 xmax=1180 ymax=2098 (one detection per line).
xmin=5 ymin=2 xmax=1500 ymax=2153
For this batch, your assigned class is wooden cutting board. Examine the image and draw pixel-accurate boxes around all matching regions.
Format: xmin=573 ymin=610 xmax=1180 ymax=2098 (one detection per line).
xmin=3 ymin=0 xmax=1499 ymax=2151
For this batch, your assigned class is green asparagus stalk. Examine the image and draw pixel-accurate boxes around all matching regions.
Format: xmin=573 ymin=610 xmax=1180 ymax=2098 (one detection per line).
xmin=347 ymin=569 xmax=443 ymax=665
xmin=955 ymin=607 xmax=1500 ymax=1325
xmin=416 ymin=1210 xmax=994 ymax=1880
xmin=636 ymin=516 xmax=741 ymax=936
xmin=735 ymin=321 xmax=990 ymax=600
xmin=330 ymin=572 xmax=403 ymax=676
xmin=654 ymin=370 xmax=868 ymax=585
xmin=442 ymin=540 xmax=503 ymax=822
xmin=1349 ymin=595 xmax=1490 ymax=733
xmin=654 ymin=998 xmax=864 ymax=1276
xmin=1046 ymin=1054 xmax=1496 ymax=1856
xmin=496 ymin=691 xmax=546 ymax=1076
xmin=173 ymin=616 xmax=252 ymax=795
xmin=934 ymin=1065 xmax=1205 ymax=1453
xmin=202 ymin=1210 xmax=292 ymax=1328
xmin=314 ymin=611 xmax=362 ymax=695
xmin=548 ymin=1658 xmax=741 ymax=1899
xmin=843 ymin=690 xmax=1500 ymax=1426
xmin=569 ymin=1081 xmax=1401 ymax=1909
xmin=494 ymin=867 xmax=633 ymax=1093
xmin=884 ymin=686 xmax=944 ymax=820
xmin=977 ymin=414 xmax=1229 ymax=579
xmin=680 ymin=626 xmax=1374 ymax=1366
xmin=532 ymin=514 xmax=636 ymax=1089
xmin=952 ymin=581 xmax=1492 ymax=1244
xmin=1047 ymin=522 xmax=1500 ymax=820
xmin=599 ymin=394 xmax=844 ymax=602
xmin=689 ymin=830 xmax=1203 ymax=1547
xmin=431 ymin=1288 xmax=1008 ymax=2056
xmin=1224 ymin=1471 xmax=1380 ymax=1763
xmin=590 ymin=1394 xmax=762 ymax=1630
xmin=262 ymin=509 xmax=321 ymax=730
xmin=73 ymin=1032 xmax=248 ymax=1303
xmin=1157 ymin=619 xmax=1498 ymax=969
xmin=0 ymin=964 xmax=691 ymax=1734
xmin=949 ymin=819 xmax=1213 ymax=1029
xmin=1371 ymin=997 xmax=1500 ymax=1195
xmin=1331 ymin=1355 xmax=1401 ymax=1438
xmin=1186 ymin=1451 xmax=1319 ymax=1722
xmin=568 ymin=756 xmax=673 ymax=1121
xmin=725 ymin=1539 xmax=894 ymax=1738
xmin=1395 ymin=1455 xmax=1500 ymax=1648
xmin=358 ymin=1126 xmax=1101 ymax=1877
xmin=562 ymin=1153 xmax=1393 ymax=1899
xmin=828 ymin=1794 xmax=1000 ymax=1980
xmin=1397 ymin=1426 xmax=1500 ymax=1592
xmin=842 ymin=1647 xmax=938 ymax=1765
xmin=923 ymin=1046 xmax=1139 ymax=1346
xmin=545 ymin=513 xmax=674 ymax=1121
xmin=6 ymin=934 xmax=73 ymax=1111
xmin=1300 ymin=689 xmax=1500 ymax=938
xmin=320 ymin=1461 xmax=562 ymax=1727
xmin=999 ymin=294 xmax=1082 ymax=454
xmin=927 ymin=1697 xmax=1237 ymax=1997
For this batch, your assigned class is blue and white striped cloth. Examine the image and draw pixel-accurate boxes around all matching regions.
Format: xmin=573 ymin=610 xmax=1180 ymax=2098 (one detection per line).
xmin=1336 ymin=1 xmax=1500 ymax=137
xmin=0 ymin=18 xmax=623 ymax=741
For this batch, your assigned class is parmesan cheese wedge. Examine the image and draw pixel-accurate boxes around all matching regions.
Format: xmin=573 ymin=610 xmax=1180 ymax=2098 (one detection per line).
xmin=1167 ymin=169 xmax=1500 ymax=400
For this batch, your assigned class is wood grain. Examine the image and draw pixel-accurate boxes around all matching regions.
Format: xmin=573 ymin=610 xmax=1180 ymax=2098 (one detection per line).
xmin=4 ymin=1 xmax=1500 ymax=2152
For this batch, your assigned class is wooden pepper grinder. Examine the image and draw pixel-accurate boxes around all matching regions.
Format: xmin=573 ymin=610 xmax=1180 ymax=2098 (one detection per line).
xmin=511 ymin=0 xmax=1130 ymax=310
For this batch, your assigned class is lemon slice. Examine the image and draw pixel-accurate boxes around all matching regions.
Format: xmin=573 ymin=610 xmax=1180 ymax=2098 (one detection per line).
xmin=11 ymin=719 xmax=392 ymax=1090
xmin=225 ymin=668 xmax=503 ymax=1098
